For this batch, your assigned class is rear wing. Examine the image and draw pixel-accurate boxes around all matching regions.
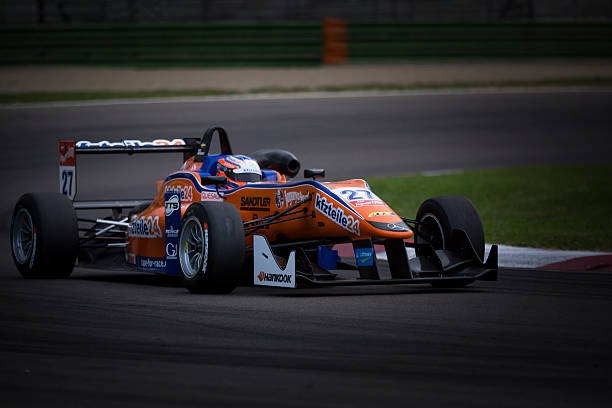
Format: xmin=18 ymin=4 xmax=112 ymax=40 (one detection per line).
xmin=58 ymin=138 xmax=200 ymax=203
xmin=59 ymin=127 xmax=234 ymax=204
xmin=75 ymin=138 xmax=200 ymax=157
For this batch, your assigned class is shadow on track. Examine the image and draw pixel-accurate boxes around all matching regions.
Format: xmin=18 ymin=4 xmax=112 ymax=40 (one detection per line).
xmin=73 ymin=270 xmax=487 ymax=297
xmin=73 ymin=272 xmax=182 ymax=288
xmin=249 ymin=285 xmax=485 ymax=298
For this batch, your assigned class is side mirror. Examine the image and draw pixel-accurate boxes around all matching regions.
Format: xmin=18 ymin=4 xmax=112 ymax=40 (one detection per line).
xmin=201 ymin=175 xmax=227 ymax=200
xmin=304 ymin=169 xmax=325 ymax=179
xmin=201 ymin=175 xmax=227 ymax=185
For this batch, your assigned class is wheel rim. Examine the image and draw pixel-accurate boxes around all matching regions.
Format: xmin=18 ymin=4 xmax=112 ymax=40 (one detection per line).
xmin=179 ymin=216 xmax=208 ymax=279
xmin=419 ymin=213 xmax=445 ymax=250
xmin=12 ymin=208 xmax=35 ymax=264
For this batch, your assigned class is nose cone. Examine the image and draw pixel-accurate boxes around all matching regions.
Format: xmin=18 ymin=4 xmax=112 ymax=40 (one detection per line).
xmin=353 ymin=206 xmax=414 ymax=237
xmin=323 ymin=180 xmax=413 ymax=238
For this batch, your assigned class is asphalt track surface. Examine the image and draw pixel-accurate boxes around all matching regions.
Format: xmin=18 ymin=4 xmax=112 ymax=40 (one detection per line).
xmin=1 ymin=90 xmax=612 ymax=407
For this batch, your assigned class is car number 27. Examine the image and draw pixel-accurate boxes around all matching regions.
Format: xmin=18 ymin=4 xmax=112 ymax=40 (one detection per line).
xmin=337 ymin=188 xmax=376 ymax=201
xmin=59 ymin=167 xmax=76 ymax=200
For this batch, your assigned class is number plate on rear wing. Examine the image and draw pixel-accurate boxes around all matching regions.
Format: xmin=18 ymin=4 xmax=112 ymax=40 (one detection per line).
xmin=59 ymin=141 xmax=76 ymax=200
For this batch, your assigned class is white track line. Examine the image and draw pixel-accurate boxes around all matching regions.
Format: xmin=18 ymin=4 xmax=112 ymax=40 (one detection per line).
xmin=2 ymin=87 xmax=610 ymax=109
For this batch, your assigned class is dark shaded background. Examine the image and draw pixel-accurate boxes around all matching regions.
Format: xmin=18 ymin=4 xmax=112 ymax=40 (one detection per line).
xmin=3 ymin=0 xmax=612 ymax=24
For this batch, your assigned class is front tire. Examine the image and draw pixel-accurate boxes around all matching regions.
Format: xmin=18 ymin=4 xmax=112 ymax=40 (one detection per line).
xmin=178 ymin=201 xmax=245 ymax=294
xmin=10 ymin=192 xmax=78 ymax=278
xmin=415 ymin=195 xmax=484 ymax=288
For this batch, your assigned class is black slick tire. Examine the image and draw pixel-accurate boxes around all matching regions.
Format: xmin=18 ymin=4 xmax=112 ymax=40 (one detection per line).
xmin=10 ymin=192 xmax=78 ymax=278
xmin=178 ymin=201 xmax=245 ymax=294
xmin=415 ymin=195 xmax=485 ymax=288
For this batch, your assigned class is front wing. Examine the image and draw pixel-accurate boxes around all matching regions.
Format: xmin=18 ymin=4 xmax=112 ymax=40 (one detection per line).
xmin=253 ymin=232 xmax=498 ymax=289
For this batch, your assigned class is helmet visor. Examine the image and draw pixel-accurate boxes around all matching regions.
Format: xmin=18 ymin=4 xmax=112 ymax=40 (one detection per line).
xmin=228 ymin=169 xmax=262 ymax=183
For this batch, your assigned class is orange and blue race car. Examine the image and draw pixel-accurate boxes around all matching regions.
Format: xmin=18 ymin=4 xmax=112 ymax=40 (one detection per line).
xmin=10 ymin=126 xmax=497 ymax=293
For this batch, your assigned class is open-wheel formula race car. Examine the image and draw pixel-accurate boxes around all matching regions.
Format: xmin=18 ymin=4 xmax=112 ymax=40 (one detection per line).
xmin=10 ymin=126 xmax=497 ymax=293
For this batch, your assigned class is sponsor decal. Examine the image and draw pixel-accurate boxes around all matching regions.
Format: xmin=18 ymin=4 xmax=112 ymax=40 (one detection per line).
xmin=240 ymin=196 xmax=271 ymax=212
xmin=129 ymin=216 xmax=162 ymax=238
xmin=165 ymin=226 xmax=179 ymax=238
xmin=76 ymin=139 xmax=186 ymax=148
xmin=274 ymin=190 xmax=308 ymax=210
xmin=351 ymin=199 xmax=385 ymax=207
xmin=315 ymin=193 xmax=360 ymax=236
xmin=368 ymin=211 xmax=395 ymax=217
xmin=138 ymin=256 xmax=167 ymax=271
xmin=59 ymin=143 xmax=75 ymax=166
xmin=285 ymin=191 xmax=310 ymax=207
xmin=354 ymin=248 xmax=374 ymax=267
xmin=257 ymin=270 xmax=293 ymax=284
xmin=335 ymin=187 xmax=384 ymax=207
xmin=166 ymin=243 xmax=177 ymax=259
xmin=164 ymin=191 xmax=181 ymax=275
xmin=386 ymin=222 xmax=410 ymax=232
xmin=253 ymin=235 xmax=296 ymax=288
xmin=165 ymin=185 xmax=193 ymax=202
xmin=275 ymin=189 xmax=284 ymax=209
xmin=201 ymin=191 xmax=223 ymax=202
xmin=196 ymin=142 xmax=206 ymax=156
xmin=165 ymin=195 xmax=180 ymax=216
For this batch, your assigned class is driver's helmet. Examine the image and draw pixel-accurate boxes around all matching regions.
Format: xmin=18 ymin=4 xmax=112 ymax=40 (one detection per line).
xmin=216 ymin=155 xmax=262 ymax=186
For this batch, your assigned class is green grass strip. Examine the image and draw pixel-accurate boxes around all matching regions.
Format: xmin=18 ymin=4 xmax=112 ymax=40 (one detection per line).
xmin=1 ymin=77 xmax=611 ymax=104
xmin=367 ymin=164 xmax=612 ymax=252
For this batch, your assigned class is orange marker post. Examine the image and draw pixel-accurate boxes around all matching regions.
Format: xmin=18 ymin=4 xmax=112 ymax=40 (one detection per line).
xmin=322 ymin=17 xmax=348 ymax=64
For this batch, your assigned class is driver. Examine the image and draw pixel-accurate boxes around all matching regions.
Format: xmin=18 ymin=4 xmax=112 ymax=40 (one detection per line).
xmin=216 ymin=155 xmax=263 ymax=187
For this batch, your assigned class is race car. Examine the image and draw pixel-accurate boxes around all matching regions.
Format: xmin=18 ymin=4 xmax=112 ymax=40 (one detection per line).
xmin=10 ymin=126 xmax=497 ymax=293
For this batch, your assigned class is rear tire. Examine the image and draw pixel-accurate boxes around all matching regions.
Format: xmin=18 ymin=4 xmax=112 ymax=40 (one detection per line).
xmin=178 ymin=201 xmax=245 ymax=294
xmin=415 ymin=196 xmax=484 ymax=288
xmin=10 ymin=193 xmax=78 ymax=278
